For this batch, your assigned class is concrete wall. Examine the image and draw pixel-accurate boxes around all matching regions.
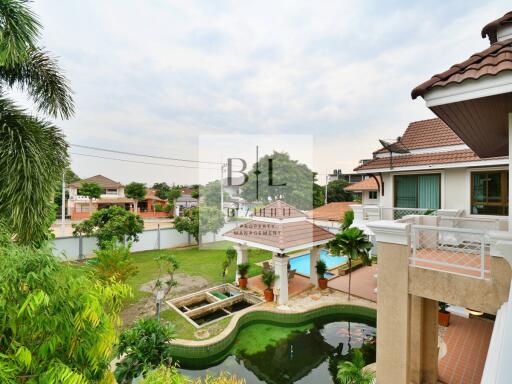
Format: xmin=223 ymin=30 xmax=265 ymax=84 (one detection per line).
xmin=362 ymin=190 xmax=379 ymax=205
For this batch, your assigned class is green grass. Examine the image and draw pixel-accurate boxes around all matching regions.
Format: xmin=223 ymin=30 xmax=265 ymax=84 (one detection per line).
xmin=160 ymin=308 xmax=232 ymax=340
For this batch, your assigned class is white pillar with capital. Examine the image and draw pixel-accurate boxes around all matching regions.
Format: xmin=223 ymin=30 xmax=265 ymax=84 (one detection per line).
xmin=234 ymin=244 xmax=248 ymax=285
xmin=273 ymin=253 xmax=289 ymax=305
xmin=310 ymin=247 xmax=320 ymax=287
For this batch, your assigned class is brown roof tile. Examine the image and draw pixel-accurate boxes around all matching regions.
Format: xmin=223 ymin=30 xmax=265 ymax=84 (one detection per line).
xmin=482 ymin=11 xmax=512 ymax=44
xmin=412 ymin=38 xmax=512 ymax=99
xmin=344 ymin=178 xmax=379 ymax=192
xmin=69 ymin=175 xmax=123 ymax=189
xmin=307 ymin=202 xmax=353 ymax=222
xmin=355 ymin=149 xmax=507 ymax=171
xmin=223 ymin=220 xmax=334 ymax=251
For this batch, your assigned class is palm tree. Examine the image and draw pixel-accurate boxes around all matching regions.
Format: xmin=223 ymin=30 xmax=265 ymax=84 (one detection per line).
xmin=337 ymin=349 xmax=375 ymax=384
xmin=0 ymin=0 xmax=74 ymax=245
xmin=328 ymin=227 xmax=372 ymax=301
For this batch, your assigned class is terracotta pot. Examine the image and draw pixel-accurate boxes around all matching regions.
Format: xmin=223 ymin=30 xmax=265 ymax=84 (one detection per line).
xmin=238 ymin=278 xmax=248 ymax=289
xmin=264 ymin=288 xmax=274 ymax=302
xmin=438 ymin=311 xmax=450 ymax=327
xmin=318 ymin=278 xmax=328 ymax=290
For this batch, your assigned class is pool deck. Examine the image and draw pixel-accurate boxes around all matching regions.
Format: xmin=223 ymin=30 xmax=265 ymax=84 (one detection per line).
xmin=246 ymin=274 xmax=313 ymax=297
xmin=327 ymin=265 xmax=378 ymax=302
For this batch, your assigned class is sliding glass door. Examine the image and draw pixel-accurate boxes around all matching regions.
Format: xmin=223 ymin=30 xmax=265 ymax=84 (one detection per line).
xmin=394 ymin=174 xmax=441 ymax=209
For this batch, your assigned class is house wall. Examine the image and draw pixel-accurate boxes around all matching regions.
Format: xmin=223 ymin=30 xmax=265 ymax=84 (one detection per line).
xmin=362 ymin=190 xmax=379 ymax=205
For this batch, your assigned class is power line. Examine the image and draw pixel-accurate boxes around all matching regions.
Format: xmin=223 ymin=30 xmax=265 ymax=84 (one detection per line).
xmin=70 ymin=144 xmax=222 ymax=165
xmin=70 ymin=152 xmax=219 ymax=170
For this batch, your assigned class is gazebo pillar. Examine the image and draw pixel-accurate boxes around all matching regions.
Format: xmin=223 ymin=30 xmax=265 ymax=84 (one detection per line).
xmin=234 ymin=244 xmax=249 ymax=285
xmin=273 ymin=253 xmax=289 ymax=305
xmin=310 ymin=246 xmax=320 ymax=287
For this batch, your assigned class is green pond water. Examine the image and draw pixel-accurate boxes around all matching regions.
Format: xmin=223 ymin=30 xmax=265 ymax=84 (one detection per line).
xmin=177 ymin=314 xmax=376 ymax=384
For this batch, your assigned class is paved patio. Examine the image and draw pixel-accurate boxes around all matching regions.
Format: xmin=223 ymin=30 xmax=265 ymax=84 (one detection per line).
xmin=438 ymin=315 xmax=494 ymax=384
xmin=247 ymin=274 xmax=313 ymax=297
xmin=327 ymin=265 xmax=378 ymax=302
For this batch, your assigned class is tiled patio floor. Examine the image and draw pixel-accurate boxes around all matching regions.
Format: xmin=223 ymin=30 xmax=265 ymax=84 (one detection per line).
xmin=438 ymin=315 xmax=494 ymax=384
xmin=327 ymin=265 xmax=378 ymax=302
xmin=246 ymin=274 xmax=313 ymax=297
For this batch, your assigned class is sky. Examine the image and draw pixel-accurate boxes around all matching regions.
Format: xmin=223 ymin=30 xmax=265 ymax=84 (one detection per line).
xmin=24 ymin=0 xmax=511 ymax=186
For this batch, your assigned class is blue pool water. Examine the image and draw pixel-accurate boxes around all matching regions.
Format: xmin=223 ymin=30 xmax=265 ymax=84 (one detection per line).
xmin=289 ymin=249 xmax=347 ymax=277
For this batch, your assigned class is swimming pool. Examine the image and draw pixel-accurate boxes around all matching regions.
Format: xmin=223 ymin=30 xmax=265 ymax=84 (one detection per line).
xmin=289 ymin=249 xmax=347 ymax=277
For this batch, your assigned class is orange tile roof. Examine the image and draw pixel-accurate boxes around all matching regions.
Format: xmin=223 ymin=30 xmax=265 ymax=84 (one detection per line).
xmin=344 ymin=178 xmax=379 ymax=192
xmin=252 ymin=200 xmax=307 ymax=219
xmin=355 ymin=149 xmax=507 ymax=171
xmin=306 ymin=202 xmax=353 ymax=222
xmin=68 ymin=175 xmax=123 ymax=189
xmin=482 ymin=11 xmax=512 ymax=44
xmin=412 ymin=38 xmax=512 ymax=99
xmin=223 ymin=220 xmax=334 ymax=251
xmin=145 ymin=189 xmax=167 ymax=202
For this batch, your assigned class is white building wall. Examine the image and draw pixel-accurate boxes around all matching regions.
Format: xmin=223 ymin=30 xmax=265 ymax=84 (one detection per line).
xmin=362 ymin=190 xmax=379 ymax=205
xmin=443 ymin=168 xmax=468 ymax=212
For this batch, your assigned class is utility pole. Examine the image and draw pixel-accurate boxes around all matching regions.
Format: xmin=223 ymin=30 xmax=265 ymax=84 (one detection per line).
xmin=324 ymin=170 xmax=328 ymax=205
xmin=61 ymin=170 xmax=66 ymax=235
xmin=220 ymin=163 xmax=226 ymax=215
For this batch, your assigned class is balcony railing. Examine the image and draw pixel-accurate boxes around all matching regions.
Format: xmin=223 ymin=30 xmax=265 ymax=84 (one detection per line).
xmin=410 ymin=224 xmax=490 ymax=279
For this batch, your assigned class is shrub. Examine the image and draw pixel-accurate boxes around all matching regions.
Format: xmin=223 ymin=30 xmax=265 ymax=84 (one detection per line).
xmin=92 ymin=240 xmax=138 ymax=283
xmin=154 ymin=204 xmax=163 ymax=212
xmin=315 ymin=259 xmax=327 ymax=279
xmin=337 ymin=349 xmax=375 ymax=384
xmin=237 ymin=263 xmax=250 ymax=279
xmin=262 ymin=269 xmax=275 ymax=290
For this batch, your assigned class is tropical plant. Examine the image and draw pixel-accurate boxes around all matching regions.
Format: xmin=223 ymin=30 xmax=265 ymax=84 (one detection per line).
xmin=0 ymin=0 xmax=74 ymax=246
xmin=154 ymin=253 xmax=180 ymax=295
xmin=237 ymin=263 xmax=250 ymax=279
xmin=115 ymin=318 xmax=176 ymax=383
xmin=139 ymin=365 xmax=191 ymax=384
xmin=125 ymin=182 xmax=147 ymax=214
xmin=78 ymin=181 xmax=102 ymax=213
xmin=439 ymin=301 xmax=448 ymax=313
xmin=72 ymin=205 xmax=144 ymax=249
xmin=174 ymin=206 xmax=224 ymax=244
xmin=315 ymin=259 xmax=327 ymax=279
xmin=262 ymin=269 xmax=275 ymax=290
xmin=327 ymin=179 xmax=354 ymax=203
xmin=0 ymin=226 xmax=130 ymax=383
xmin=328 ymin=227 xmax=373 ymax=300
xmin=337 ymin=349 xmax=375 ymax=384
xmin=222 ymin=246 xmax=237 ymax=283
xmin=92 ymin=240 xmax=138 ymax=283
xmin=342 ymin=210 xmax=354 ymax=231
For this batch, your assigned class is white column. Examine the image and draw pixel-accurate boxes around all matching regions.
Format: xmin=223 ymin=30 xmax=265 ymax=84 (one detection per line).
xmin=234 ymin=244 xmax=248 ymax=285
xmin=273 ymin=253 xmax=289 ymax=305
xmin=310 ymin=247 xmax=320 ymax=287
xmin=509 ymin=113 xmax=512 ymax=225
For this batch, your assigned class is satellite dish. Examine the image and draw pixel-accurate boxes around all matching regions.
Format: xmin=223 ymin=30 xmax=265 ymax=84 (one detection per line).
xmin=378 ymin=139 xmax=410 ymax=169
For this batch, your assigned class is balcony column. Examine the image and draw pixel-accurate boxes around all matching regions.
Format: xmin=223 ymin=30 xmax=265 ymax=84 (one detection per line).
xmin=509 ymin=113 xmax=512 ymax=224
xmin=310 ymin=246 xmax=320 ymax=287
xmin=234 ymin=244 xmax=248 ymax=285
xmin=273 ymin=253 xmax=289 ymax=305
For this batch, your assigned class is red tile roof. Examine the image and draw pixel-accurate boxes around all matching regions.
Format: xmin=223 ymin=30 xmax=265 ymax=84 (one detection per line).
xmin=356 ymin=149 xmax=506 ymax=171
xmin=307 ymin=202 xmax=353 ymax=222
xmin=68 ymin=175 xmax=123 ymax=189
xmin=344 ymin=178 xmax=379 ymax=191
xmin=482 ymin=11 xmax=512 ymax=44
xmin=411 ymin=38 xmax=512 ymax=99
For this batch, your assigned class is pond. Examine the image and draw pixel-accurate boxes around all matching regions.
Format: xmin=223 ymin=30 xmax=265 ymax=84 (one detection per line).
xmin=177 ymin=314 xmax=376 ymax=384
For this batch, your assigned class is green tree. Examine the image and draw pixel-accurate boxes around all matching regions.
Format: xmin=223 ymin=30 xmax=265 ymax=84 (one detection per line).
xmin=72 ymin=205 xmax=144 ymax=249
xmin=222 ymin=246 xmax=237 ymax=283
xmin=337 ymin=349 xmax=375 ymax=384
xmin=125 ymin=182 xmax=147 ymax=214
xmin=152 ymin=182 xmax=170 ymax=200
xmin=327 ymin=227 xmax=372 ymax=301
xmin=0 ymin=227 xmax=130 ymax=383
xmin=92 ymin=240 xmax=138 ymax=283
xmin=200 ymin=180 xmax=229 ymax=207
xmin=313 ymin=182 xmax=325 ymax=208
xmin=174 ymin=206 xmax=224 ymax=244
xmin=115 ymin=318 xmax=176 ymax=383
xmin=167 ymin=186 xmax=182 ymax=215
xmin=240 ymin=151 xmax=315 ymax=210
xmin=0 ymin=0 xmax=74 ymax=245
xmin=79 ymin=181 xmax=102 ymax=214
xmin=342 ymin=210 xmax=354 ymax=231
xmin=327 ymin=179 xmax=354 ymax=203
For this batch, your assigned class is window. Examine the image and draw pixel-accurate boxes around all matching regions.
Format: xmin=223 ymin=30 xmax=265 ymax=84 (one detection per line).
xmin=471 ymin=170 xmax=508 ymax=215
xmin=369 ymin=191 xmax=378 ymax=200
xmin=394 ymin=174 xmax=440 ymax=209
xmin=105 ymin=188 xmax=118 ymax=195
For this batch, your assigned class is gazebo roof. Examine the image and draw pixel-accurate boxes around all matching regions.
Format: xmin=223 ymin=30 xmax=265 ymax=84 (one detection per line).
xmin=223 ymin=200 xmax=335 ymax=253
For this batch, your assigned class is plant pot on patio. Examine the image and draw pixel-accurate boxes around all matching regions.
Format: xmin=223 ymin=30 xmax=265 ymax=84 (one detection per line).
xmin=238 ymin=278 xmax=248 ymax=289
xmin=438 ymin=302 xmax=450 ymax=327
xmin=316 ymin=259 xmax=328 ymax=290
xmin=262 ymin=269 xmax=275 ymax=302
xmin=264 ymin=288 xmax=274 ymax=302
xmin=237 ymin=263 xmax=250 ymax=290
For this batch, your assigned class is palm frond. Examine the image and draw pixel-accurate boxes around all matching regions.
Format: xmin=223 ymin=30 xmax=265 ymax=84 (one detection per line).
xmin=0 ymin=95 xmax=68 ymax=245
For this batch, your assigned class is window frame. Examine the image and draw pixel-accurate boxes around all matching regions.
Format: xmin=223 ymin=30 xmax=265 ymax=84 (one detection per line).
xmin=393 ymin=173 xmax=441 ymax=209
xmin=470 ymin=170 xmax=508 ymax=216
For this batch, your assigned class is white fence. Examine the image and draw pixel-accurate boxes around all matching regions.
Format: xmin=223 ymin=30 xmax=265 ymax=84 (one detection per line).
xmin=51 ymin=222 xmax=240 ymax=261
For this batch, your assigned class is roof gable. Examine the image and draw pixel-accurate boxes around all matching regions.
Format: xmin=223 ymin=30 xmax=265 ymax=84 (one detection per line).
xmin=68 ymin=175 xmax=123 ymax=189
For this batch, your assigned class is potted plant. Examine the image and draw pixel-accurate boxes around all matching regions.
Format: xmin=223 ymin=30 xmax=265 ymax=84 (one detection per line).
xmin=316 ymin=259 xmax=328 ymax=290
xmin=438 ymin=302 xmax=450 ymax=327
xmin=237 ymin=263 xmax=250 ymax=289
xmin=262 ymin=269 xmax=275 ymax=302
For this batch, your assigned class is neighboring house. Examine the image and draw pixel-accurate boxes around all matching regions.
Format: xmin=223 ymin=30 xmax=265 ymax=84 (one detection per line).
xmin=174 ymin=194 xmax=198 ymax=216
xmin=67 ymin=175 xmax=169 ymax=220
xmin=344 ymin=177 xmax=380 ymax=205
xmin=327 ymin=169 xmax=364 ymax=183
xmin=306 ymin=202 xmax=353 ymax=232
xmin=354 ymin=118 xmax=508 ymax=219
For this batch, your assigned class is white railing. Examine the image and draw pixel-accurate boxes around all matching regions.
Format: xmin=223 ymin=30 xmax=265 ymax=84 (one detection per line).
xmin=379 ymin=207 xmax=437 ymax=220
xmin=410 ymin=224 xmax=489 ymax=279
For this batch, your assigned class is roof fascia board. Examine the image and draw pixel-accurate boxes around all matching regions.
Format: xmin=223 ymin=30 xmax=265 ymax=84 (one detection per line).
xmin=374 ymin=144 xmax=469 ymax=158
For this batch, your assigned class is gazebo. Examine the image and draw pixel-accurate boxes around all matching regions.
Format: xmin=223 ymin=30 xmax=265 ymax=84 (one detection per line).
xmin=223 ymin=200 xmax=335 ymax=305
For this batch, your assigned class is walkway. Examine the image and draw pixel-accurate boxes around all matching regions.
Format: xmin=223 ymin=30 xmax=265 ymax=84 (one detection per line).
xmin=328 ymin=265 xmax=378 ymax=302
xmin=247 ymin=274 xmax=313 ymax=297
xmin=438 ymin=315 xmax=494 ymax=384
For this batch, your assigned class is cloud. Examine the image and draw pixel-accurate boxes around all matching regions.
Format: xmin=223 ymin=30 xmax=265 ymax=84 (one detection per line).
xmin=30 ymin=0 xmax=512 ymax=185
